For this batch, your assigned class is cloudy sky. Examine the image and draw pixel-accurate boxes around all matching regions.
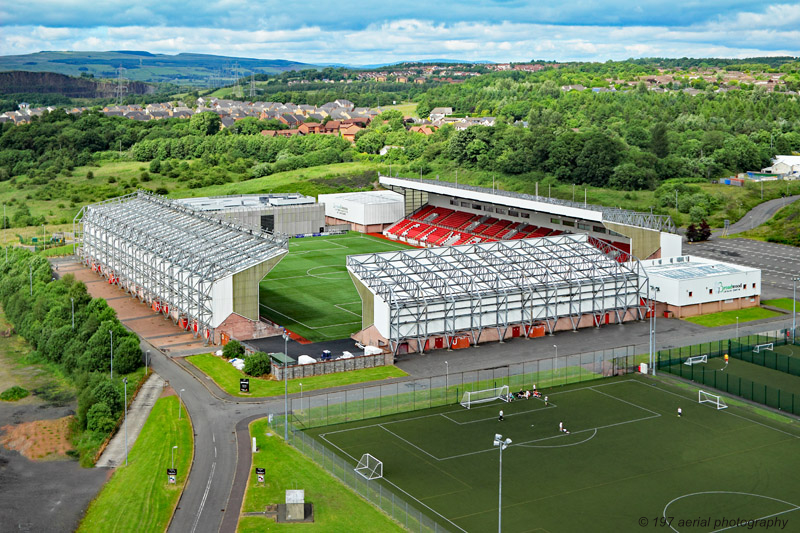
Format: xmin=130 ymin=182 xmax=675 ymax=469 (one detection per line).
xmin=1 ymin=1 xmax=798 ymax=64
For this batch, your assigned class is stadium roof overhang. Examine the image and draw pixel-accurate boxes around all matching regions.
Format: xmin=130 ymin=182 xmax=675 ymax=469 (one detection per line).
xmin=347 ymin=233 xmax=640 ymax=304
xmin=380 ymin=175 xmax=675 ymax=233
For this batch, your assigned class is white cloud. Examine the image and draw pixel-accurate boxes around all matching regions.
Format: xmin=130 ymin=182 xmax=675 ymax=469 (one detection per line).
xmin=1 ymin=4 xmax=799 ymax=63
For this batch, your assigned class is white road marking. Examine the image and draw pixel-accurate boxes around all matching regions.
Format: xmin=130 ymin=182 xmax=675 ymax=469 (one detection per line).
xmin=190 ymin=461 xmax=216 ymax=533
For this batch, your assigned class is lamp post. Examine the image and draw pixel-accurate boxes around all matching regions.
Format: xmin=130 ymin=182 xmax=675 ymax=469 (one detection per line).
xmin=282 ymin=329 xmax=290 ymax=441
xmin=110 ymin=330 xmax=113 ymax=380
xmin=736 ymin=316 xmax=739 ymax=339
xmin=493 ymin=433 xmax=512 ymax=533
xmin=71 ymin=297 xmax=74 ymax=330
xmin=649 ymin=286 xmax=660 ymax=375
xmin=171 ymin=445 xmax=178 ymax=469
xmin=792 ymin=277 xmax=800 ymax=343
xmin=123 ymin=377 xmax=128 ymax=466
xmin=178 ymin=388 xmax=185 ymax=419
xmin=145 ymin=350 xmax=150 ymax=375
xmin=29 ymin=261 xmax=33 ymax=296
xmin=299 ymin=382 xmax=303 ymax=425
xmin=445 ymin=360 xmax=449 ymax=402
xmin=553 ymin=344 xmax=558 ymax=359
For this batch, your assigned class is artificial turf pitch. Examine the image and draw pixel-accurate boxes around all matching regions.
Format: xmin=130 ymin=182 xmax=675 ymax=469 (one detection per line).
xmin=304 ymin=375 xmax=800 ymax=532
xmin=258 ymin=232 xmax=413 ymax=342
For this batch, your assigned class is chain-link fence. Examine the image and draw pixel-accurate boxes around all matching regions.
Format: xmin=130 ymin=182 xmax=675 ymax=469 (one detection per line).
xmin=273 ymin=416 xmax=452 ymax=533
xmin=291 ymin=345 xmax=637 ymax=429
xmin=657 ymin=327 xmax=800 ymax=414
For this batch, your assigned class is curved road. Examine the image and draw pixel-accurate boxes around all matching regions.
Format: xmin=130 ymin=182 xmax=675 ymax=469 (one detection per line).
xmin=715 ymin=194 xmax=800 ymax=237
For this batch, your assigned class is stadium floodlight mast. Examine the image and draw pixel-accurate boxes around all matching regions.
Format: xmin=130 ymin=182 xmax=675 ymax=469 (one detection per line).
xmin=792 ymin=277 xmax=800 ymax=343
xmin=493 ymin=433 xmax=512 ymax=533
xmin=282 ymin=328 xmax=290 ymax=441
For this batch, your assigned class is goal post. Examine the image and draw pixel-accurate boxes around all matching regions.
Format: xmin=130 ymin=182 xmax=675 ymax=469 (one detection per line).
xmin=754 ymin=343 xmax=774 ymax=353
xmin=460 ymin=385 xmax=510 ymax=409
xmin=354 ymin=453 xmax=383 ymax=480
xmin=684 ymin=354 xmax=708 ymax=366
xmin=698 ymin=390 xmax=728 ymax=410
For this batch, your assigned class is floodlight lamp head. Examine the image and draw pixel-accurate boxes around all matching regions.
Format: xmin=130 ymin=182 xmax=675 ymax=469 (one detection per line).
xmin=495 ymin=433 xmax=502 ymax=441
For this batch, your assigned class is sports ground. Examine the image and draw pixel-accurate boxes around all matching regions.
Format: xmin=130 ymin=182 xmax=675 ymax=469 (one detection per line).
xmin=258 ymin=232 xmax=413 ymax=342
xmin=304 ymin=374 xmax=800 ymax=532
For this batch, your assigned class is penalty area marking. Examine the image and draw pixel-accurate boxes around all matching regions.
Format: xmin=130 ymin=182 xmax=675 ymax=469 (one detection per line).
xmin=662 ymin=491 xmax=800 ymax=533
xmin=306 ymin=265 xmax=350 ymax=279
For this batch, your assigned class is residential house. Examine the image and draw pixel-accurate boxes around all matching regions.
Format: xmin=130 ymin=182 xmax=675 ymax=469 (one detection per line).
xmin=560 ymin=84 xmax=586 ymax=91
xmin=409 ymin=125 xmax=435 ymax=135
xmin=764 ymin=155 xmax=800 ymax=179
xmin=339 ymin=123 xmax=362 ymax=143
xmin=429 ymin=107 xmax=453 ymax=120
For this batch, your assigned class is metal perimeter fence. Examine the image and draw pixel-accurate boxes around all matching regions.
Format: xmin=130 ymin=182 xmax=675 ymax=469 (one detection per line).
xmin=657 ymin=327 xmax=800 ymax=414
xmin=272 ymin=345 xmax=636 ymax=533
xmin=291 ymin=345 xmax=637 ymax=429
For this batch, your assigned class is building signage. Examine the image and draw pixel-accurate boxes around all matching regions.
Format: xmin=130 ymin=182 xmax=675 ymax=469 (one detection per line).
xmin=333 ymin=203 xmax=349 ymax=217
xmin=256 ymin=467 xmax=266 ymax=483
xmin=717 ymin=281 xmax=744 ymax=294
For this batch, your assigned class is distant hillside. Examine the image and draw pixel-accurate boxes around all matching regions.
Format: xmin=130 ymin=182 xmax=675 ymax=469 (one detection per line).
xmin=0 ymin=51 xmax=318 ymax=86
xmin=0 ymin=71 xmax=156 ymax=98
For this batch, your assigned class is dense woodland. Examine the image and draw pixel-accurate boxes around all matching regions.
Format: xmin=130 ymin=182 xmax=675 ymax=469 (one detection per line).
xmin=0 ymin=248 xmax=144 ymax=464
xmin=2 ymin=59 xmax=800 ymax=230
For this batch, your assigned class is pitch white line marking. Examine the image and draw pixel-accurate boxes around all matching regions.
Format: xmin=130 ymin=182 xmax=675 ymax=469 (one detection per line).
xmin=662 ymin=491 xmax=800 ymax=533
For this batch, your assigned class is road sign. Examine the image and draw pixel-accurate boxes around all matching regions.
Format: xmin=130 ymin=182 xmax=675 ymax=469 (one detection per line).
xmin=167 ymin=468 xmax=177 ymax=484
xmin=240 ymin=378 xmax=249 ymax=393
xmin=256 ymin=467 xmax=265 ymax=483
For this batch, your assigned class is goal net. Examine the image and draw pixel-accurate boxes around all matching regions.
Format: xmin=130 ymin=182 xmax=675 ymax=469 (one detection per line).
xmin=684 ymin=354 xmax=707 ymax=366
xmin=698 ymin=390 xmax=728 ymax=410
xmin=460 ymin=385 xmax=510 ymax=409
xmin=354 ymin=453 xmax=383 ymax=480
xmin=754 ymin=343 xmax=773 ymax=353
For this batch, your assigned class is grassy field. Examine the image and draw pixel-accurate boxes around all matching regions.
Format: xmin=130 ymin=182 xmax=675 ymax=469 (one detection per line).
xmin=304 ymin=374 xmax=800 ymax=532
xmin=683 ymin=306 xmax=782 ymax=327
xmin=78 ymin=396 xmax=193 ymax=533
xmin=381 ymin=101 xmax=419 ymax=118
xmin=187 ymin=353 xmax=408 ymax=398
xmin=736 ymin=197 xmax=800 ymax=246
xmin=259 ymin=232 xmax=413 ymax=341
xmin=238 ymin=418 xmax=404 ymax=532
xmin=763 ymin=298 xmax=800 ymax=312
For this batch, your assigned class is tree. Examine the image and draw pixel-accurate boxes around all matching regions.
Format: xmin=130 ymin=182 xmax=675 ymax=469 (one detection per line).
xmin=244 ymin=351 xmax=271 ymax=377
xmin=651 ymin=123 xmax=670 ymax=158
xmin=223 ymin=339 xmax=244 ymax=360
xmin=87 ymin=402 xmax=116 ymax=433
xmin=189 ymin=112 xmax=221 ymax=136
xmin=573 ymin=133 xmax=624 ymax=187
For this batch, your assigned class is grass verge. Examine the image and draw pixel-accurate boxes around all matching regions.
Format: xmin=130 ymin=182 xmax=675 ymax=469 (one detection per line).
xmin=238 ymin=418 xmax=404 ymax=532
xmin=683 ymin=306 xmax=782 ymax=327
xmin=77 ymin=395 xmax=193 ymax=533
xmin=187 ymin=353 xmax=408 ymax=398
xmin=763 ymin=298 xmax=800 ymax=312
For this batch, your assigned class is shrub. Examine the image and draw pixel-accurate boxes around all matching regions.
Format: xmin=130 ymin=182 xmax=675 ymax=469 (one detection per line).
xmin=222 ymin=339 xmax=244 ymax=360
xmin=0 ymin=385 xmax=30 ymax=401
xmin=86 ymin=401 xmax=116 ymax=433
xmin=244 ymin=351 xmax=271 ymax=377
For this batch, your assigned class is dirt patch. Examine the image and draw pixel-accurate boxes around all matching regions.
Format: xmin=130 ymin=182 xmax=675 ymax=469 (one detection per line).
xmin=1 ymin=416 xmax=74 ymax=461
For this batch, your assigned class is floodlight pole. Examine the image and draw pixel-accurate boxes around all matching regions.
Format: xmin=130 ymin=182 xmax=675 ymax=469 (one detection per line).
xmin=282 ymin=330 xmax=290 ymax=441
xmin=793 ymin=277 xmax=799 ymax=343
xmin=736 ymin=316 xmax=739 ymax=339
xmin=650 ymin=286 xmax=660 ymax=375
xmin=110 ymin=330 xmax=113 ymax=380
xmin=445 ymin=360 xmax=449 ymax=402
xmin=493 ymin=433 xmax=512 ymax=533
xmin=123 ymin=377 xmax=128 ymax=466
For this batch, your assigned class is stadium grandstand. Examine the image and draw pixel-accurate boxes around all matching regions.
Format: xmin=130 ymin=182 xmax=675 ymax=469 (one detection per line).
xmin=347 ymin=234 xmax=649 ymax=355
xmin=380 ymin=176 xmax=681 ymax=261
xmin=74 ymin=191 xmax=289 ymax=344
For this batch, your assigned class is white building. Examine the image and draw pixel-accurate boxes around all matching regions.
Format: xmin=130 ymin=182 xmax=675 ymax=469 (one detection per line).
xmin=318 ymin=191 xmax=405 ymax=233
xmin=763 ymin=155 xmax=800 ymax=179
xmin=642 ymin=256 xmax=761 ymax=318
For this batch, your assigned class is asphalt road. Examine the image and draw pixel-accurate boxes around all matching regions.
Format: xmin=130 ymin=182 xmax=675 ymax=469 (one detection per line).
xmin=715 ymin=194 xmax=800 ymax=236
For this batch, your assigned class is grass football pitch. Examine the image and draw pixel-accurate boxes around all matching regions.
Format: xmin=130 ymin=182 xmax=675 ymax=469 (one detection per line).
xmin=304 ymin=375 xmax=800 ymax=532
xmin=259 ymin=232 xmax=413 ymax=342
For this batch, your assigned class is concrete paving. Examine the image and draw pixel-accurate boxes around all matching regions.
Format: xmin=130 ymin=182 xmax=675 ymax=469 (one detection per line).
xmin=96 ymin=373 xmax=166 ymax=468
